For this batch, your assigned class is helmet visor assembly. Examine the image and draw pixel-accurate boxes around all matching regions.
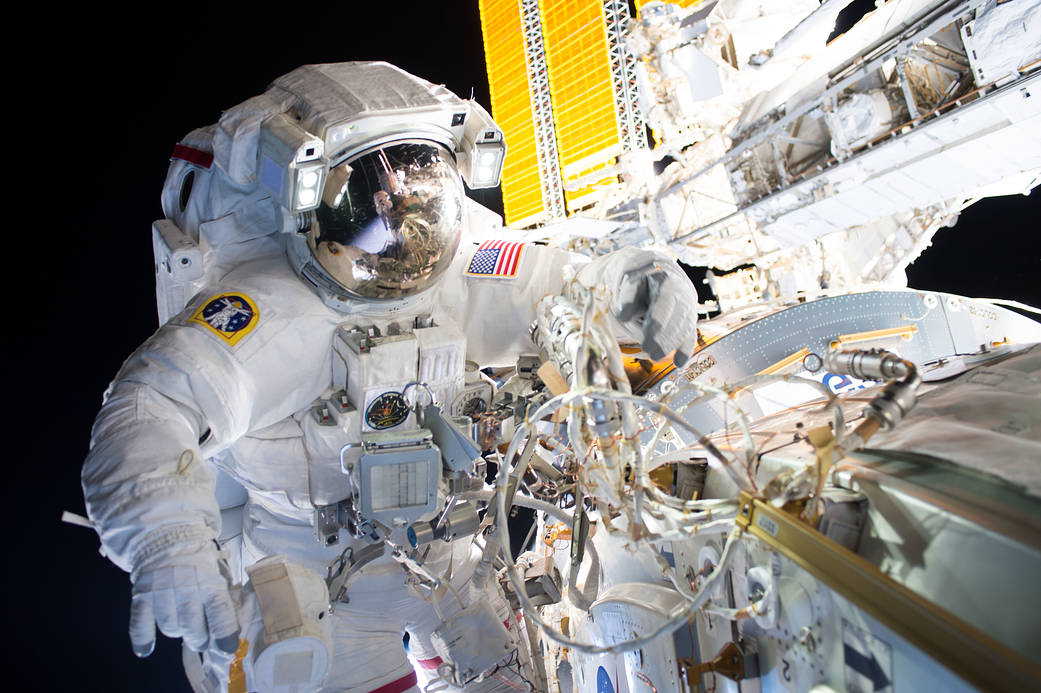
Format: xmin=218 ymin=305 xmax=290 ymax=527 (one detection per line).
xmin=308 ymin=141 xmax=464 ymax=300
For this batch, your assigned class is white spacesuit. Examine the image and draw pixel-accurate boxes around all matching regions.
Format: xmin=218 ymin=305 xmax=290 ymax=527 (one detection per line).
xmin=82 ymin=61 xmax=699 ymax=693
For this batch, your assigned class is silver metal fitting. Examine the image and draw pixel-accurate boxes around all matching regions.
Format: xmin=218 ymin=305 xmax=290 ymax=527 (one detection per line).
xmin=825 ymin=349 xmax=920 ymax=430
xmin=407 ymin=501 xmax=480 ymax=547
xmin=823 ymin=349 xmax=911 ymax=382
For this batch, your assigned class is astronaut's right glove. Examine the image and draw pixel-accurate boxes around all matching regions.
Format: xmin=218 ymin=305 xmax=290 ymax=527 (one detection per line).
xmin=573 ymin=246 xmax=700 ymax=367
xmin=129 ymin=535 xmax=240 ymax=657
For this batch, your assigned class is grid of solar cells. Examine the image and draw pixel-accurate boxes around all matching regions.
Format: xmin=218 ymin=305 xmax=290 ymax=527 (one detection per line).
xmin=538 ymin=0 xmax=622 ymax=210
xmin=479 ymin=0 xmax=546 ymax=225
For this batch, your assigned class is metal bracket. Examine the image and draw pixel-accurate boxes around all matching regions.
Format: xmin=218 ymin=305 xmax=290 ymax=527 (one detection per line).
xmin=679 ymin=640 xmax=758 ymax=686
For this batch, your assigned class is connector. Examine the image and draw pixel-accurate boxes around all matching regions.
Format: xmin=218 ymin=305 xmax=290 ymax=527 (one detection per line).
xmin=824 ymin=349 xmax=920 ymax=442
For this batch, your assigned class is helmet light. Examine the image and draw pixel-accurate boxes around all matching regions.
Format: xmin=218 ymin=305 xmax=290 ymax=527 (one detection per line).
xmin=457 ymin=101 xmax=505 ymax=189
xmin=259 ymin=113 xmax=329 ymax=212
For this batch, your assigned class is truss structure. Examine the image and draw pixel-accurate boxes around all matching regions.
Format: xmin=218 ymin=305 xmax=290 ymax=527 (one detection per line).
xmin=603 ymin=0 xmax=648 ymax=154
xmin=520 ymin=0 xmax=567 ymax=220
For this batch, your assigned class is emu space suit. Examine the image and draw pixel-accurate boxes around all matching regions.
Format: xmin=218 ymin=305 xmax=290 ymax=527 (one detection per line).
xmin=81 ymin=62 xmax=699 ymax=693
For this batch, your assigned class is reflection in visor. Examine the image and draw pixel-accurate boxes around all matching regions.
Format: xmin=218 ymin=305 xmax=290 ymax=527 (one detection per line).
xmin=309 ymin=141 xmax=464 ymax=300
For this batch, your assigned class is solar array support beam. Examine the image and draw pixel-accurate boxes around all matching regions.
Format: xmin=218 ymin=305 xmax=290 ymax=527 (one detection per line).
xmin=603 ymin=0 xmax=648 ymax=154
xmin=520 ymin=0 xmax=567 ymax=220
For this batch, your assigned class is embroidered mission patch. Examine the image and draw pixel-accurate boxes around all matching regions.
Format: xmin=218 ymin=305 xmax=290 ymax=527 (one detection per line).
xmin=189 ymin=293 xmax=259 ymax=346
xmin=365 ymin=391 xmax=410 ymax=430
xmin=465 ymin=240 xmax=523 ymax=278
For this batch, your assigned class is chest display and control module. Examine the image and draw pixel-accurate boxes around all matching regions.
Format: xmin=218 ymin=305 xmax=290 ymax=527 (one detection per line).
xmin=354 ymin=428 xmax=441 ymax=527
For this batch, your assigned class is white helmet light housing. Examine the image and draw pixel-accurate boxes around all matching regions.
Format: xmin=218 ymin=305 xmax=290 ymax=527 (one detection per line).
xmin=258 ymin=113 xmax=329 ymax=212
xmin=457 ymin=100 xmax=505 ymax=189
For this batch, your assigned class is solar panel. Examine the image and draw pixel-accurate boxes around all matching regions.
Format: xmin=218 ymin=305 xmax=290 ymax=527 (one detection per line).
xmin=479 ymin=0 xmax=547 ymax=225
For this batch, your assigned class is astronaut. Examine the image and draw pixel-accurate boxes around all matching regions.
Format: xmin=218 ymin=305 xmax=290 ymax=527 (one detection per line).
xmin=82 ymin=61 xmax=699 ymax=693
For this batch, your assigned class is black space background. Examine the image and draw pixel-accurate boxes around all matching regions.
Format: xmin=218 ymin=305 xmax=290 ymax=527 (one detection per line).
xmin=8 ymin=4 xmax=1038 ymax=691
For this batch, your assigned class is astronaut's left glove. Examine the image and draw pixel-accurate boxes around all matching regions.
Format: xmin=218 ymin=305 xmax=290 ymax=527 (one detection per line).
xmin=129 ymin=532 xmax=241 ymax=658
xmin=573 ymin=246 xmax=699 ymax=366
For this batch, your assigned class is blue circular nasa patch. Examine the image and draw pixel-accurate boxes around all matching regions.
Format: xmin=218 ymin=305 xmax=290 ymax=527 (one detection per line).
xmin=365 ymin=391 xmax=410 ymax=430
xmin=596 ymin=666 xmax=614 ymax=693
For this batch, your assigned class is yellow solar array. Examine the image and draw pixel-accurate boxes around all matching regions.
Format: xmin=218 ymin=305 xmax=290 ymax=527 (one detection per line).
xmin=479 ymin=0 xmax=545 ymax=226
xmin=538 ymin=0 xmax=621 ymax=211
xmin=479 ymin=0 xmax=646 ymax=225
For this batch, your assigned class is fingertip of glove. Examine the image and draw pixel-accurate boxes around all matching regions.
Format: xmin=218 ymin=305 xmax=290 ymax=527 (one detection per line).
xmin=132 ymin=640 xmax=155 ymax=658
xmin=645 ymin=344 xmax=666 ymax=362
xmin=214 ymin=632 xmax=241 ymax=655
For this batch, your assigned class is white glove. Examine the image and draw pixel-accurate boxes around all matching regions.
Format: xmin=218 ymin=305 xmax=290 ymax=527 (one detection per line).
xmin=574 ymin=246 xmax=699 ymax=366
xmin=129 ymin=537 xmax=240 ymax=657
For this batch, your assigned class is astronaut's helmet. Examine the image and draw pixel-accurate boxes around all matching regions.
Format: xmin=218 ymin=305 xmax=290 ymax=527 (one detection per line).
xmin=307 ymin=140 xmax=465 ymax=300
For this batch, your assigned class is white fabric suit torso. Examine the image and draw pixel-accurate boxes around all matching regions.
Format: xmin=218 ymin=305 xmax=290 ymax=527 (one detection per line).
xmin=83 ymin=236 xmax=573 ymax=692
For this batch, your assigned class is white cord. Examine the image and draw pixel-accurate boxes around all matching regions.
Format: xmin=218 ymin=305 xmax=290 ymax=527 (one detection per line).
xmin=972 ymin=297 xmax=1041 ymax=316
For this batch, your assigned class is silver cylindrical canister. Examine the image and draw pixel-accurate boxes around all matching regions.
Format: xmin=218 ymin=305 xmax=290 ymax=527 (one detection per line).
xmin=408 ymin=501 xmax=480 ymax=547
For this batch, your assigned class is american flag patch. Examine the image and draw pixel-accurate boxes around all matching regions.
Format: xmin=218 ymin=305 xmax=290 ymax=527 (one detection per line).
xmin=465 ymin=240 xmax=524 ymax=278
